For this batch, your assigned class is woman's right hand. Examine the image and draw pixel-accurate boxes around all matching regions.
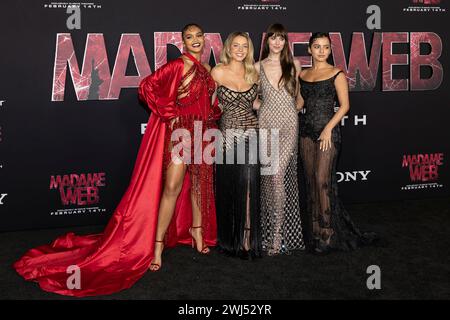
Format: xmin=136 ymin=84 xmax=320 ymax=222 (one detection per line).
xmin=170 ymin=117 xmax=179 ymax=130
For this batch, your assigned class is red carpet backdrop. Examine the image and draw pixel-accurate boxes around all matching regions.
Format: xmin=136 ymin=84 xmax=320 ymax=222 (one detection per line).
xmin=0 ymin=0 xmax=448 ymax=231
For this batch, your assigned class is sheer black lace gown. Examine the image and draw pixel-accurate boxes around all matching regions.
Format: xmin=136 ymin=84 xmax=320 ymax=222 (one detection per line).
xmin=215 ymin=84 xmax=262 ymax=259
xmin=299 ymin=71 xmax=378 ymax=253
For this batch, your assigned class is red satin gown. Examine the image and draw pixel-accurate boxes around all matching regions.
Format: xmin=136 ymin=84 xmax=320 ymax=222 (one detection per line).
xmin=13 ymin=52 xmax=221 ymax=297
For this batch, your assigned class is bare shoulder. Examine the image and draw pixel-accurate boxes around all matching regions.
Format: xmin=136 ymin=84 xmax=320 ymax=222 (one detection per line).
xmin=260 ymin=58 xmax=270 ymax=67
xmin=299 ymin=67 xmax=310 ymax=78
xmin=254 ymin=61 xmax=261 ymax=73
xmin=211 ymin=64 xmax=225 ymax=82
xmin=334 ymin=67 xmax=344 ymax=75
xmin=334 ymin=67 xmax=346 ymax=80
xmin=334 ymin=68 xmax=348 ymax=87
xmin=211 ymin=63 xmax=225 ymax=73
xmin=294 ymin=59 xmax=302 ymax=71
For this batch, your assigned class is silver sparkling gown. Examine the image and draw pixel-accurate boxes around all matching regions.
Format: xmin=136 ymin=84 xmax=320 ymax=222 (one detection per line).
xmin=258 ymin=64 xmax=305 ymax=255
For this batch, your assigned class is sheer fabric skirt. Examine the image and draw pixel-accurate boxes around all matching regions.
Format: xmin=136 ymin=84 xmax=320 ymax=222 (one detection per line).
xmin=299 ymin=136 xmax=378 ymax=252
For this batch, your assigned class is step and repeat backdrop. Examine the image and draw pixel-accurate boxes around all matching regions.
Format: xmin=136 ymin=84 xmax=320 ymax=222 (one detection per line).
xmin=0 ymin=0 xmax=448 ymax=231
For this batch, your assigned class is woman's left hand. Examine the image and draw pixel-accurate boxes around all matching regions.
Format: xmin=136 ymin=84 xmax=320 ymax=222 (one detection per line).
xmin=318 ymin=127 xmax=332 ymax=152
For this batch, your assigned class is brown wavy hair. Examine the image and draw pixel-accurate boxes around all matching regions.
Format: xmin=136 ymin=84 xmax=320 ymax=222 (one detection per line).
xmin=261 ymin=23 xmax=296 ymax=97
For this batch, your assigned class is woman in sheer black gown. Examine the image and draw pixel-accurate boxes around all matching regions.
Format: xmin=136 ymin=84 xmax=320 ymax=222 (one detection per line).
xmin=211 ymin=32 xmax=262 ymax=259
xmin=298 ymin=32 xmax=378 ymax=254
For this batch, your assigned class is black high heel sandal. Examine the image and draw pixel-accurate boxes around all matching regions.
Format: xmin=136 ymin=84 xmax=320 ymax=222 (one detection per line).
xmin=189 ymin=226 xmax=210 ymax=254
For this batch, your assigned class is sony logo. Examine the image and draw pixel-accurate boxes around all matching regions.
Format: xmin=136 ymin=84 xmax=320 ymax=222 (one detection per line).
xmin=337 ymin=170 xmax=371 ymax=182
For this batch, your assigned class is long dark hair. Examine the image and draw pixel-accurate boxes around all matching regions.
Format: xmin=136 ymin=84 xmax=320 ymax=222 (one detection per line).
xmin=261 ymin=23 xmax=296 ymax=97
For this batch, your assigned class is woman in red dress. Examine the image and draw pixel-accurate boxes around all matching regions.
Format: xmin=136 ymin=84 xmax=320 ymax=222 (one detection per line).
xmin=12 ymin=23 xmax=221 ymax=297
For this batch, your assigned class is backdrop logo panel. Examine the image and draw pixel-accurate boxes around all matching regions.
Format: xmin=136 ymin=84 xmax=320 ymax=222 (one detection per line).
xmin=50 ymin=31 xmax=444 ymax=102
xmin=237 ymin=0 xmax=287 ymax=11
xmin=401 ymin=153 xmax=445 ymax=190
xmin=43 ymin=2 xmax=103 ymax=9
xmin=49 ymin=172 xmax=107 ymax=217
xmin=403 ymin=0 xmax=446 ymax=12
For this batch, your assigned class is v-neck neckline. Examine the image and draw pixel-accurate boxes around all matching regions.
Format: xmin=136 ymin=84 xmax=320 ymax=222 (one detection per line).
xmin=261 ymin=62 xmax=283 ymax=92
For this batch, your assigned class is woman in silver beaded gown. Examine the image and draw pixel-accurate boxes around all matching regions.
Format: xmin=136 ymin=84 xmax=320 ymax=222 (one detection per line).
xmin=255 ymin=24 xmax=305 ymax=255
xmin=211 ymin=32 xmax=262 ymax=259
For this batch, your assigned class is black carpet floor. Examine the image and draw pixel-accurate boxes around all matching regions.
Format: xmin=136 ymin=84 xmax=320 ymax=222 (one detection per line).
xmin=1 ymin=197 xmax=449 ymax=300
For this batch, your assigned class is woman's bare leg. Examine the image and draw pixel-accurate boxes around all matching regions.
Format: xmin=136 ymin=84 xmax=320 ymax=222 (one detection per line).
xmin=149 ymin=162 xmax=187 ymax=270
xmin=314 ymin=142 xmax=336 ymax=245
xmin=190 ymin=191 xmax=210 ymax=253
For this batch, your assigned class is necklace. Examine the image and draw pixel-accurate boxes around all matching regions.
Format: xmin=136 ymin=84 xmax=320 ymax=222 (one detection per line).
xmin=266 ymin=56 xmax=280 ymax=63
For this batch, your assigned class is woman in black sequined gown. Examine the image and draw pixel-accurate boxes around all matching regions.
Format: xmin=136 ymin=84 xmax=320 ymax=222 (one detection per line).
xmin=298 ymin=33 xmax=378 ymax=253
xmin=211 ymin=32 xmax=262 ymax=259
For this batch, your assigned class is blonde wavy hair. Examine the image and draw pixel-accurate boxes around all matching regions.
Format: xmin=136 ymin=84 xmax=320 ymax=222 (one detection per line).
xmin=219 ymin=32 xmax=258 ymax=84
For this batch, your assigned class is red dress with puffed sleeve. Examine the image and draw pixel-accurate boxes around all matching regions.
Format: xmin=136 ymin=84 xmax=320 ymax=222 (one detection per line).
xmin=12 ymin=53 xmax=220 ymax=297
